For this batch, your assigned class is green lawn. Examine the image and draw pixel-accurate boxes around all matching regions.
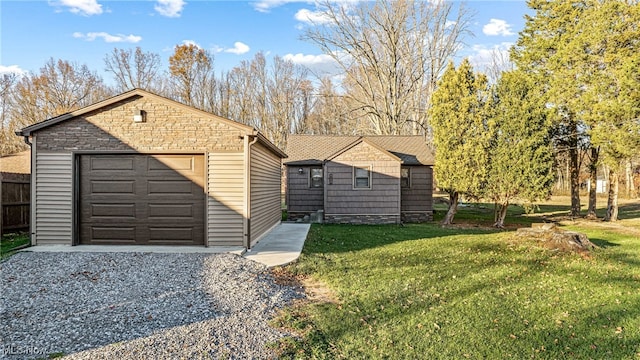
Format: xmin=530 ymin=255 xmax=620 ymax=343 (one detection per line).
xmin=1 ymin=232 xmax=30 ymax=259
xmin=274 ymin=200 xmax=640 ymax=359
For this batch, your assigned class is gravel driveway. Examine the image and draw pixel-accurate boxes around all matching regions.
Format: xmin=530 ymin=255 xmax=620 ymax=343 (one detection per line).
xmin=0 ymin=252 xmax=304 ymax=359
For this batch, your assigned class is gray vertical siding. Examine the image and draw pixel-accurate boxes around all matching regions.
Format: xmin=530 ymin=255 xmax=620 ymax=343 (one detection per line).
xmin=250 ymin=142 xmax=282 ymax=246
xmin=401 ymin=166 xmax=433 ymax=212
xmin=325 ymin=142 xmax=400 ymax=217
xmin=34 ymin=151 xmax=73 ymax=244
xmin=286 ymin=166 xmax=324 ymax=213
xmin=207 ymin=152 xmax=244 ymax=246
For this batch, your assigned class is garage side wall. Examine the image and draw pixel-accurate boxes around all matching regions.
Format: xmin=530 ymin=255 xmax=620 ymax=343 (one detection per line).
xmin=33 ymin=150 xmax=72 ymax=244
xmin=208 ymin=152 xmax=244 ymax=246
xmin=249 ymin=142 xmax=282 ymax=246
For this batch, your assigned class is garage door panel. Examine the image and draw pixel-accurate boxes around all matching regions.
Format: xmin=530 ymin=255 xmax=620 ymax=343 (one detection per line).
xmin=148 ymin=203 xmax=194 ymax=218
xmin=147 ymin=180 xmax=194 ymax=194
xmin=149 ymin=227 xmax=195 ymax=242
xmin=91 ymin=180 xmax=136 ymax=194
xmin=91 ymin=203 xmax=136 ymax=218
xmin=148 ymin=156 xmax=194 ymax=171
xmin=90 ymin=227 xmax=137 ymax=242
xmin=90 ymin=157 xmax=135 ymax=171
xmin=80 ymin=154 xmax=205 ymax=245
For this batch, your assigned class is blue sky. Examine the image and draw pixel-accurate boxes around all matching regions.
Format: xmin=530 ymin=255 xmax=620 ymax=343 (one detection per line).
xmin=0 ymin=0 xmax=531 ymax=83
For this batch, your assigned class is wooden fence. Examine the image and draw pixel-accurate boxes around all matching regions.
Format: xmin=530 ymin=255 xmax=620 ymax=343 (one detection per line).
xmin=1 ymin=176 xmax=30 ymax=236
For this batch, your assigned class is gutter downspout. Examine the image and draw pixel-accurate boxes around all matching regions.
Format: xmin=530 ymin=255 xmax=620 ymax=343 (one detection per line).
xmin=244 ymin=133 xmax=259 ymax=250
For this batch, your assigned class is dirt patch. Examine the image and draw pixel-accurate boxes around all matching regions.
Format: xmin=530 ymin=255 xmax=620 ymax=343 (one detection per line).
xmin=270 ymin=267 xmax=339 ymax=305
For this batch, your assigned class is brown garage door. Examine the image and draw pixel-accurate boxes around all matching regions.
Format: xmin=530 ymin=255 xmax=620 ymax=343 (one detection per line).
xmin=80 ymin=154 xmax=205 ymax=245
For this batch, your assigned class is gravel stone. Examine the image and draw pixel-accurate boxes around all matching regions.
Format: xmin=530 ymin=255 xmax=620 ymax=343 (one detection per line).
xmin=0 ymin=252 xmax=304 ymax=359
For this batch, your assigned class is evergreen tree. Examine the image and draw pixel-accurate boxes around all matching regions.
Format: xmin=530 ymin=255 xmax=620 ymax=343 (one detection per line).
xmin=485 ymin=71 xmax=555 ymax=228
xmin=429 ymin=59 xmax=490 ymax=224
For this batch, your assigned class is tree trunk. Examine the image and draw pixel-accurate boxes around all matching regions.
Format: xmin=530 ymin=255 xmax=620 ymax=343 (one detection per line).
xmin=625 ymin=159 xmax=635 ymax=198
xmin=569 ymin=142 xmax=581 ymax=217
xmin=586 ymin=147 xmax=599 ymax=219
xmin=493 ymin=202 xmax=508 ymax=228
xmin=442 ymin=191 xmax=459 ymax=225
xmin=605 ymin=169 xmax=619 ymax=222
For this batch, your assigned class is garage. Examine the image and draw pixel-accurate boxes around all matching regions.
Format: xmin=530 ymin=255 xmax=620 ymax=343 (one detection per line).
xmin=17 ymin=88 xmax=286 ymax=249
xmin=79 ymin=154 xmax=205 ymax=245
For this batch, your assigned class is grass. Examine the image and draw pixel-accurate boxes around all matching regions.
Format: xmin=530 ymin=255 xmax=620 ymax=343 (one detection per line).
xmin=1 ymin=232 xmax=30 ymax=259
xmin=273 ymin=198 xmax=640 ymax=359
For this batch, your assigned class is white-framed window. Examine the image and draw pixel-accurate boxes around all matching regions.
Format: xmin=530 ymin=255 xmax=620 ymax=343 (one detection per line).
xmin=353 ymin=166 xmax=371 ymax=189
xmin=401 ymin=167 xmax=410 ymax=188
xmin=310 ymin=168 xmax=323 ymax=188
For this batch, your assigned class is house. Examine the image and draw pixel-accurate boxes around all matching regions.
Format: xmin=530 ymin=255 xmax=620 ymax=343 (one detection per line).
xmin=16 ymin=89 xmax=286 ymax=249
xmin=284 ymin=135 xmax=434 ymax=224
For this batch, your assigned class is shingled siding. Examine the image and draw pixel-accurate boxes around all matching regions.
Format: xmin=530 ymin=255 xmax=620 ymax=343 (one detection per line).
xmin=286 ymin=166 xmax=324 ymax=219
xmin=400 ymin=165 xmax=434 ymax=223
xmin=324 ymin=142 xmax=401 ymax=224
xmin=32 ymin=96 xmax=246 ymax=245
xmin=250 ymin=142 xmax=281 ymax=246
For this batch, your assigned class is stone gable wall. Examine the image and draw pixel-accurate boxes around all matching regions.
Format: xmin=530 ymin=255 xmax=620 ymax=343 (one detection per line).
xmin=35 ymin=96 xmax=246 ymax=153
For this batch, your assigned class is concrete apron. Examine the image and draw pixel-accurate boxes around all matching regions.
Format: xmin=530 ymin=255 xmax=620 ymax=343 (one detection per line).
xmin=21 ymin=223 xmax=311 ymax=268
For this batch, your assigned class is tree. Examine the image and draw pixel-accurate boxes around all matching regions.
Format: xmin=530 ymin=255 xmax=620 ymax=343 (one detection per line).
xmin=10 ymin=58 xmax=110 ymax=129
xmin=0 ymin=72 xmax=24 ymax=155
xmin=104 ymin=47 xmax=162 ymax=92
xmin=484 ymin=71 xmax=555 ymax=228
xmin=168 ymin=43 xmax=213 ymax=107
xmin=511 ymin=0 xmax=593 ymax=217
xmin=582 ymin=2 xmax=640 ymax=221
xmin=429 ymin=59 xmax=491 ymax=225
xmin=303 ymin=0 xmax=470 ymax=136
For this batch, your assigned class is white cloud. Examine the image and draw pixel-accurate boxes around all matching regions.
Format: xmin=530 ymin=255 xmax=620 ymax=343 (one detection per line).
xmin=445 ymin=20 xmax=457 ymax=29
xmin=181 ymin=40 xmax=202 ymax=48
xmin=52 ymin=0 xmax=103 ymax=16
xmin=283 ymin=53 xmax=342 ymax=76
xmin=0 ymin=65 xmax=26 ymax=75
xmin=482 ymin=18 xmax=514 ymax=36
xmin=295 ymin=8 xmax=331 ymax=24
xmin=252 ymin=0 xmax=300 ymax=13
xmin=223 ymin=42 xmax=250 ymax=55
xmin=155 ymin=0 xmax=185 ymax=18
xmin=73 ymin=32 xmax=142 ymax=43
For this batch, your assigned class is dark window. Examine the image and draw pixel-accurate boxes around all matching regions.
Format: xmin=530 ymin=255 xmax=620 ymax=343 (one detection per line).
xmin=353 ymin=166 xmax=371 ymax=189
xmin=310 ymin=168 xmax=323 ymax=188
xmin=401 ymin=167 xmax=410 ymax=188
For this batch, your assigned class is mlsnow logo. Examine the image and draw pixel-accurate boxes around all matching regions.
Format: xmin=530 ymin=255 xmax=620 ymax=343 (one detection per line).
xmin=1 ymin=345 xmax=48 ymax=356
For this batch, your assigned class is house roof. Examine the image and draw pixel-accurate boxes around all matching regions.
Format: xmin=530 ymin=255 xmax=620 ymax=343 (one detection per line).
xmin=0 ymin=150 xmax=30 ymax=174
xmin=284 ymin=135 xmax=434 ymax=166
xmin=15 ymin=88 xmax=287 ymax=158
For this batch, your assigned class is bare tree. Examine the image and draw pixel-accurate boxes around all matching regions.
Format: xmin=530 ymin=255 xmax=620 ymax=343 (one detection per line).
xmin=11 ymin=58 xmax=110 ymax=126
xmin=104 ymin=47 xmax=162 ymax=92
xmin=168 ymin=44 xmax=213 ymax=107
xmin=0 ymin=72 xmax=25 ymax=155
xmin=302 ymin=0 xmax=471 ymax=136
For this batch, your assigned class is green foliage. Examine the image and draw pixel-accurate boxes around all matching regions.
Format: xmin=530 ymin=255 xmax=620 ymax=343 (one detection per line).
xmin=280 ymin=214 xmax=640 ymax=359
xmin=0 ymin=232 xmax=30 ymax=259
xmin=429 ymin=59 xmax=491 ymax=197
xmin=484 ymin=71 xmax=555 ymax=211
